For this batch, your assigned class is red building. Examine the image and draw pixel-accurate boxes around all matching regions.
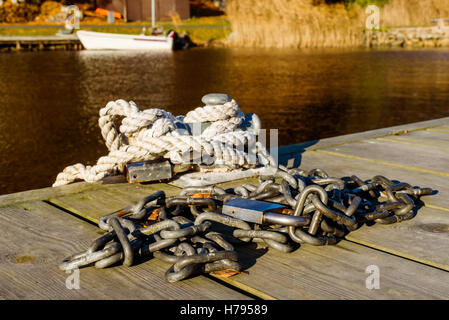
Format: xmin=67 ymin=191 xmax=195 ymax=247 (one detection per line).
xmin=95 ymin=0 xmax=190 ymax=22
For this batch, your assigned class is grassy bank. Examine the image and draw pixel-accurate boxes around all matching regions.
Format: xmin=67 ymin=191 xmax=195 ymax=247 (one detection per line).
xmin=0 ymin=16 xmax=231 ymax=45
xmin=226 ymin=0 xmax=449 ymax=48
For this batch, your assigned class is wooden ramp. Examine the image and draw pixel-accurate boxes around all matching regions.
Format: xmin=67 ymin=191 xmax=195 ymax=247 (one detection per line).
xmin=1 ymin=117 xmax=449 ymax=300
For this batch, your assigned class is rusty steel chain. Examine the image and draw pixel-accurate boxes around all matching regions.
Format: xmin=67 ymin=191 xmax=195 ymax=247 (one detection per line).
xmin=59 ymin=166 xmax=433 ymax=282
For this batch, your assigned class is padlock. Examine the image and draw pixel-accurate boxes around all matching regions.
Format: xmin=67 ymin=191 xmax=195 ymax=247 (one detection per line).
xmin=125 ymin=160 xmax=193 ymax=183
xmin=222 ymin=198 xmax=309 ymax=227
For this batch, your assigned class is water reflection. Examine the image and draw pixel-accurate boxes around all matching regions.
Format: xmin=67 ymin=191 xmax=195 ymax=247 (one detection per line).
xmin=0 ymin=47 xmax=449 ymax=194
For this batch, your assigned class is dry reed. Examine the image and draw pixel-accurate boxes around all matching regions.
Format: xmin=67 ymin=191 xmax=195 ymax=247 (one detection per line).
xmin=226 ymin=0 xmax=449 ymax=48
xmin=382 ymin=0 xmax=449 ymax=27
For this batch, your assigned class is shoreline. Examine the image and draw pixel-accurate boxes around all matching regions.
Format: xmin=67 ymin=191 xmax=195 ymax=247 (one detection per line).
xmin=1 ymin=25 xmax=449 ymax=52
xmin=1 ymin=34 xmax=448 ymax=52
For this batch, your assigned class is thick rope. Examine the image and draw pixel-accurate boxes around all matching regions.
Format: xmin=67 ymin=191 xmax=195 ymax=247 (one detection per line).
xmin=53 ymin=98 xmax=275 ymax=187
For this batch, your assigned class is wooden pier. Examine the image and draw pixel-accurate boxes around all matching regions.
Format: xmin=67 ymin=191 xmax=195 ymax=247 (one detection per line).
xmin=0 ymin=35 xmax=83 ymax=52
xmin=1 ymin=117 xmax=448 ymax=299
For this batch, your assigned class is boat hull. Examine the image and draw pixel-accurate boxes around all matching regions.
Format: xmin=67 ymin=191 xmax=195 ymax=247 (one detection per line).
xmin=76 ymin=31 xmax=173 ymax=50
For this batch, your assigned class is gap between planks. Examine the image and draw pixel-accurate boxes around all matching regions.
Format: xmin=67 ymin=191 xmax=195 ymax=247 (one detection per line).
xmin=205 ymin=275 xmax=277 ymax=300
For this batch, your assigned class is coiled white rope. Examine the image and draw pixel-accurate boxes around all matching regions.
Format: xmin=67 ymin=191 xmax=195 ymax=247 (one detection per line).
xmin=53 ymin=97 xmax=275 ymax=187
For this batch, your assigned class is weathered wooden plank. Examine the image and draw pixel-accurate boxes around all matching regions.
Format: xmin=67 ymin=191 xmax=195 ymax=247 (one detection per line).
xmin=377 ymin=130 xmax=449 ymax=151
xmin=48 ymin=182 xmax=181 ymax=223
xmin=428 ymin=128 xmax=449 ymax=134
xmin=0 ymin=176 xmax=137 ymax=208
xmin=318 ymin=139 xmax=449 ymax=176
xmin=228 ymin=240 xmax=449 ymax=299
xmin=434 ymin=124 xmax=449 ymax=130
xmin=276 ymin=117 xmax=449 ymax=167
xmin=414 ymin=129 xmax=449 ymax=142
xmin=345 ymin=206 xmax=449 ymax=271
xmin=0 ymin=182 xmax=100 ymax=208
xmin=298 ymin=150 xmax=449 ymax=211
xmin=0 ymin=201 xmax=250 ymax=300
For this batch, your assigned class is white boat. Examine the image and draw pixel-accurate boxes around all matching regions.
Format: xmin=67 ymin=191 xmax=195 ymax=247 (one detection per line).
xmin=76 ymin=30 xmax=175 ymax=50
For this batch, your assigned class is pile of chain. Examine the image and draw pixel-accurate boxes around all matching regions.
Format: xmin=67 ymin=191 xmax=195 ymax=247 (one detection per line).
xmin=59 ymin=166 xmax=433 ymax=282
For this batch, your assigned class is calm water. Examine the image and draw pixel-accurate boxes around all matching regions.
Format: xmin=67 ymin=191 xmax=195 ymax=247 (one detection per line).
xmin=1 ymin=47 xmax=449 ymax=195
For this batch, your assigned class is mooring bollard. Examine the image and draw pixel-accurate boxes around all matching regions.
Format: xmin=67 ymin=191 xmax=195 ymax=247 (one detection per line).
xmin=184 ymin=93 xmax=232 ymax=135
